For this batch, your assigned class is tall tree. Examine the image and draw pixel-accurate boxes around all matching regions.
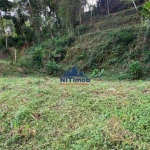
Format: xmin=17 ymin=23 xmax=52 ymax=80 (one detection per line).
xmin=58 ymin=0 xmax=83 ymax=32
xmin=0 ymin=0 xmax=13 ymax=48
xmin=107 ymin=0 xmax=110 ymax=14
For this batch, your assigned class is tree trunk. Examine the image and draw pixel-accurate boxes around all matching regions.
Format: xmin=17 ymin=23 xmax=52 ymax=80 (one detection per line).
xmin=107 ymin=0 xmax=110 ymax=15
xmin=14 ymin=49 xmax=17 ymax=64
xmin=6 ymin=34 xmax=8 ymax=49
xmin=0 ymin=13 xmax=8 ymax=48
xmin=132 ymin=0 xmax=138 ymax=12
xmin=79 ymin=0 xmax=82 ymax=25
xmin=90 ymin=5 xmax=93 ymax=24
xmin=28 ymin=0 xmax=39 ymax=43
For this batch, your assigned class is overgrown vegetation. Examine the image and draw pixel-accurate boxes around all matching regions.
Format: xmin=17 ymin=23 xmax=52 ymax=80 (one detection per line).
xmin=17 ymin=34 xmax=75 ymax=75
xmin=0 ymin=0 xmax=149 ymax=79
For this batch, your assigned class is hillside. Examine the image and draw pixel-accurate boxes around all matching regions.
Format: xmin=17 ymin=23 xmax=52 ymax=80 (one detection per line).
xmin=62 ymin=7 xmax=142 ymax=67
xmin=0 ymin=1 xmax=149 ymax=78
xmin=10 ymin=3 xmax=148 ymax=80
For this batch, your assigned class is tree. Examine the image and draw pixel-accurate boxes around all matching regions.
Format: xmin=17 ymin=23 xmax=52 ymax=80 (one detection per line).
xmin=0 ymin=0 xmax=13 ymax=48
xmin=58 ymin=0 xmax=83 ymax=32
xmin=0 ymin=0 xmax=13 ymax=12
xmin=96 ymin=0 xmax=110 ymax=15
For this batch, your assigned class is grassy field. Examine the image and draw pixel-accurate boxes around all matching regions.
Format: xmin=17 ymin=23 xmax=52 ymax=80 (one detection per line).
xmin=0 ymin=77 xmax=150 ymax=150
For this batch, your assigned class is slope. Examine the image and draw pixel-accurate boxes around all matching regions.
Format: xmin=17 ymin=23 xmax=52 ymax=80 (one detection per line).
xmin=59 ymin=6 xmax=149 ymax=79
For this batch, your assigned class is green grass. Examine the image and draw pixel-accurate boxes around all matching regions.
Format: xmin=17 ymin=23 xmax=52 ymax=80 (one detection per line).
xmin=0 ymin=77 xmax=150 ymax=149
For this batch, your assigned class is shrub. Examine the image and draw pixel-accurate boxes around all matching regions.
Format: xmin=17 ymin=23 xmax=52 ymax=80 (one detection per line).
xmin=22 ymin=25 xmax=35 ymax=41
xmin=45 ymin=61 xmax=60 ymax=75
xmin=0 ymin=37 xmax=5 ymax=48
xmin=127 ymin=61 xmax=143 ymax=79
xmin=0 ymin=36 xmax=25 ymax=49
xmin=55 ymin=47 xmax=66 ymax=54
xmin=114 ymin=28 xmax=136 ymax=45
xmin=54 ymin=35 xmax=75 ymax=47
xmin=16 ymin=40 xmax=24 ymax=48
xmin=118 ymin=73 xmax=130 ymax=80
xmin=91 ymin=68 xmax=105 ymax=78
xmin=19 ymin=56 xmax=32 ymax=68
xmin=141 ymin=2 xmax=150 ymax=19
xmin=32 ymin=47 xmax=44 ymax=68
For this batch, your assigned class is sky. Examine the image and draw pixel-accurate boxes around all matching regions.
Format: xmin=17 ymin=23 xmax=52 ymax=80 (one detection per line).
xmin=8 ymin=0 xmax=97 ymax=5
xmin=85 ymin=0 xmax=97 ymax=12
xmin=2 ymin=0 xmax=97 ymax=15
xmin=88 ymin=0 xmax=97 ymax=5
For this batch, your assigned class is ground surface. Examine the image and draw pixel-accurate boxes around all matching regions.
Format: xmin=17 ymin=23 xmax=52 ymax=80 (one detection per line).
xmin=0 ymin=77 xmax=150 ymax=149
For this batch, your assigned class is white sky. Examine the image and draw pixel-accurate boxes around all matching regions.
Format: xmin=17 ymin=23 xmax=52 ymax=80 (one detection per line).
xmin=2 ymin=0 xmax=97 ymax=15
xmin=8 ymin=0 xmax=97 ymax=5
xmin=85 ymin=0 xmax=97 ymax=12
xmin=88 ymin=0 xmax=97 ymax=5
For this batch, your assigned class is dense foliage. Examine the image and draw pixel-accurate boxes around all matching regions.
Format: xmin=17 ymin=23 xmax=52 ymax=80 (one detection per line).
xmin=0 ymin=0 xmax=149 ymax=79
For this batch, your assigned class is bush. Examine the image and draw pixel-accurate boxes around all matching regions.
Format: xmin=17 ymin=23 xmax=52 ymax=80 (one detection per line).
xmin=16 ymin=40 xmax=24 ymax=48
xmin=19 ymin=56 xmax=32 ymax=68
xmin=0 ymin=36 xmax=25 ymax=49
xmin=22 ymin=25 xmax=35 ymax=41
xmin=55 ymin=47 xmax=66 ymax=54
xmin=141 ymin=2 xmax=150 ymax=19
xmin=0 ymin=37 xmax=5 ymax=48
xmin=127 ymin=61 xmax=143 ymax=79
xmin=45 ymin=61 xmax=60 ymax=75
xmin=54 ymin=35 xmax=75 ymax=47
xmin=91 ymin=68 xmax=105 ymax=78
xmin=118 ymin=73 xmax=130 ymax=80
xmin=114 ymin=28 xmax=136 ymax=45
xmin=32 ymin=47 xmax=44 ymax=68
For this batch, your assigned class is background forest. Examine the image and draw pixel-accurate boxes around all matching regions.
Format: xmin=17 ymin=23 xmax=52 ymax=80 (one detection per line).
xmin=0 ymin=0 xmax=150 ymax=79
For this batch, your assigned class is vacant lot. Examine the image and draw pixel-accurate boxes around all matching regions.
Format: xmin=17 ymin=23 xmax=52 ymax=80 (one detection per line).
xmin=0 ymin=77 xmax=150 ymax=150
